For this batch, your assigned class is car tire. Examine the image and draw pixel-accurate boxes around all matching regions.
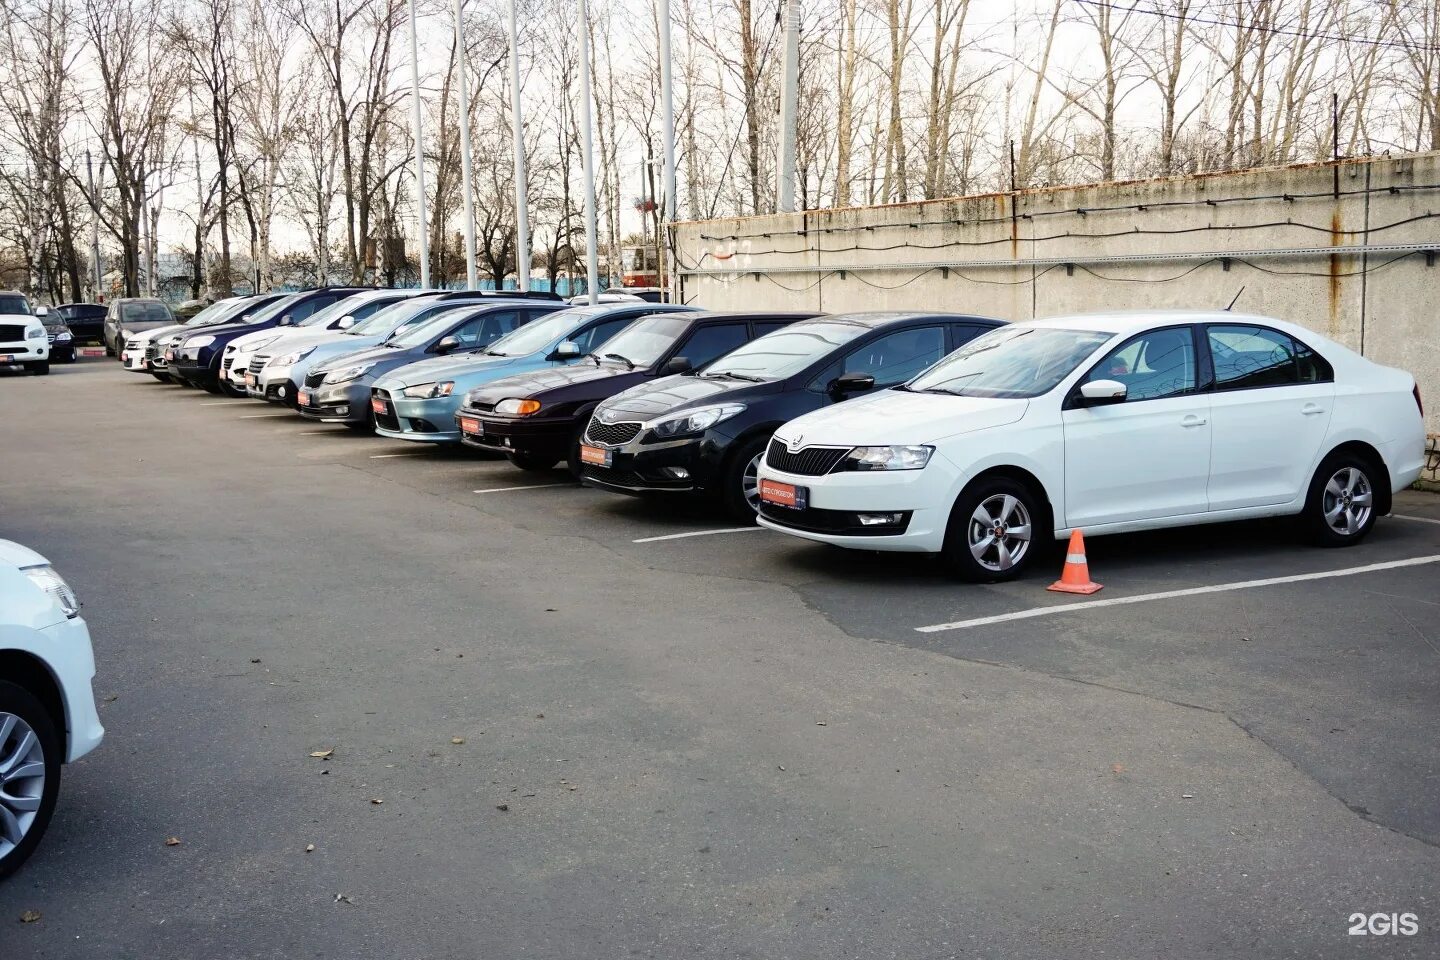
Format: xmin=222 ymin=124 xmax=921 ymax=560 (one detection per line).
xmin=720 ymin=435 xmax=769 ymax=523
xmin=509 ymin=450 xmax=559 ymax=472
xmin=940 ymin=475 xmax=1043 ymax=583
xmin=0 ymin=680 xmax=63 ymax=881
xmin=1302 ymin=451 xmax=1380 ymax=547
xmin=26 ymin=360 xmax=50 ymax=376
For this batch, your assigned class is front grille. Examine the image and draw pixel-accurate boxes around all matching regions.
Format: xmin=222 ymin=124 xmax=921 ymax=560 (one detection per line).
xmin=372 ymin=390 xmax=400 ymax=431
xmin=304 ymin=371 xmax=326 ymax=389
xmin=144 ymin=344 xmax=159 ymax=360
xmin=463 ymin=400 xmax=496 ymax=414
xmin=759 ymin=502 xmax=912 ymax=536
xmin=221 ymin=357 xmax=234 ymax=372
xmin=582 ymin=464 xmax=649 ymax=488
xmin=585 ymin=416 xmax=643 ymax=446
xmin=248 ymin=356 xmax=268 ymax=375
xmin=125 ymin=338 xmax=143 ymax=350
xmin=0 ymin=324 xmax=26 ymax=341
xmin=765 ymin=438 xmax=850 ymax=476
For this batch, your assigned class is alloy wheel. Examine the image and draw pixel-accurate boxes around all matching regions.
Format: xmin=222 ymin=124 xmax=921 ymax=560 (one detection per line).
xmin=0 ymin=713 xmax=45 ymax=860
xmin=967 ymin=493 xmax=1033 ymax=573
xmin=1322 ymin=466 xmax=1373 ymax=536
xmin=741 ymin=451 xmax=763 ymax=513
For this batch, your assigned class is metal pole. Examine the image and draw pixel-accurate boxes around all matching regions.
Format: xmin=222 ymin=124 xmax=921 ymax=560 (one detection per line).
xmin=776 ymin=0 xmax=800 ymax=213
xmin=657 ymin=0 xmax=677 ymax=300
xmin=85 ymin=151 xmax=102 ymax=300
xmin=577 ymin=0 xmax=600 ymax=305
xmin=453 ymin=0 xmax=479 ymax=290
xmin=507 ymin=0 xmax=530 ymax=292
xmin=406 ymin=0 xmax=431 ymax=289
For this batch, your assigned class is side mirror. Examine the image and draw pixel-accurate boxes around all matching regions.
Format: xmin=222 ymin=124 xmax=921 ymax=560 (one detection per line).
xmin=335 ymin=315 xmax=356 ymax=330
xmin=434 ymin=334 xmax=461 ymax=354
xmin=277 ymin=314 xmax=294 ymax=326
xmin=34 ymin=305 xmax=48 ymax=318
xmin=550 ymin=340 xmax=581 ymax=359
xmin=830 ymin=372 xmax=876 ymax=396
xmin=1079 ymin=379 xmax=1127 ymax=405
xmin=660 ymin=356 xmax=692 ymax=375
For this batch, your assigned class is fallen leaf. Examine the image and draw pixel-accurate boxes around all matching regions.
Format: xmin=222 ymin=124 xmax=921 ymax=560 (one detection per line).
xmin=535 ymin=713 xmax=544 ymax=719
xmin=815 ymin=721 xmax=827 ymax=726
xmin=1111 ymin=763 xmax=1126 ymax=775
xmin=495 ymin=803 xmax=509 ymax=811
xmin=777 ymin=765 xmax=785 ymax=771
xmin=309 ymin=749 xmax=333 ymax=759
xmin=450 ymin=737 xmax=465 ymax=745
xmin=369 ymin=798 xmax=383 ymax=805
xmin=334 ymin=894 xmax=353 ymax=904
xmin=1181 ymin=794 xmax=1195 ymax=799
xmin=305 ymin=844 xmax=315 ymax=853
xmin=250 ymin=658 xmax=262 ymax=663
xmin=103 ymin=694 xmax=118 ymax=703
xmin=164 ymin=837 xmax=181 ymax=846
xmin=19 ymin=910 xmax=41 ymax=923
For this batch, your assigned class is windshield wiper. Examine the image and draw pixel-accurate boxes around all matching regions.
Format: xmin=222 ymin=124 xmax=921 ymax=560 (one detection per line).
xmin=706 ymin=370 xmax=766 ymax=382
xmin=484 ymin=349 xmax=507 ymax=357
xmin=601 ymin=353 xmax=636 ymax=369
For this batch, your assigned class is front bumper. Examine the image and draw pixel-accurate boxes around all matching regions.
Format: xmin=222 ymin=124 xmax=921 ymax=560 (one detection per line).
xmin=298 ymin=380 xmax=372 ymax=423
xmin=577 ymin=433 xmax=728 ymax=496
xmin=753 ymin=460 xmax=954 ymax=552
xmin=40 ymin=615 xmax=105 ymax=763
xmin=455 ymin=410 xmax=573 ymax=459
xmin=372 ymin=389 xmax=463 ymax=443
xmin=255 ymin=365 xmax=301 ymax=405
xmin=0 ymin=341 xmax=48 ymax=364
xmin=121 ymin=340 xmax=151 ymax=371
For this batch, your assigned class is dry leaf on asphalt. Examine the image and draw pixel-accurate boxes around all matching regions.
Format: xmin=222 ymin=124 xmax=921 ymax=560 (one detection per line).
xmin=334 ymin=894 xmax=353 ymax=904
xmin=370 ymin=798 xmax=383 ymax=805
xmin=165 ymin=837 xmax=181 ymax=846
xmin=309 ymin=749 xmax=333 ymax=759
xmin=19 ymin=910 xmax=41 ymax=923
xmin=450 ymin=737 xmax=465 ymax=744
xmin=305 ymin=844 xmax=315 ymax=853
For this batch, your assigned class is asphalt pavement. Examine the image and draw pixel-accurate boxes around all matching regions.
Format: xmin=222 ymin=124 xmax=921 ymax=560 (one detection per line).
xmin=1 ymin=359 xmax=1436 ymax=959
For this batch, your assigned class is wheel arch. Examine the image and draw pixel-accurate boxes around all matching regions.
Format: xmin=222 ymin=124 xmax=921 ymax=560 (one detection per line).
xmin=0 ymin=650 xmax=66 ymax=751
xmin=1318 ymin=440 xmax=1393 ymax=515
xmin=952 ymin=464 xmax=1057 ymax=538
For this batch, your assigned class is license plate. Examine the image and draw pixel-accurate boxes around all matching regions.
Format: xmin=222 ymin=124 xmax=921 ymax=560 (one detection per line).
xmin=759 ymin=478 xmax=807 ymax=509
xmin=298 ymin=390 xmax=311 ymax=406
xmin=580 ymin=445 xmax=612 ymax=467
xmin=245 ymin=373 xmax=257 ymax=386
xmin=458 ymin=416 xmax=481 ymax=435
xmin=371 ymin=397 xmax=387 ymax=415
xmin=0 ymin=355 xmax=12 ymax=363
xmin=165 ymin=349 xmax=174 ymax=360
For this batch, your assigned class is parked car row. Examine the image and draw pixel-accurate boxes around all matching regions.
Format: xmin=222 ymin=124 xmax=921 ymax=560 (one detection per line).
xmin=112 ymin=288 xmax=1427 ymax=582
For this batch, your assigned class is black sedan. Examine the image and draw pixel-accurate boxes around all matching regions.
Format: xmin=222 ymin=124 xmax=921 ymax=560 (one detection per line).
xmin=298 ymin=299 xmax=564 ymax=429
xmin=51 ymin=303 xmax=106 ymax=343
xmin=578 ymin=312 xmax=1005 ymax=519
xmin=455 ymin=311 xmax=818 ymax=474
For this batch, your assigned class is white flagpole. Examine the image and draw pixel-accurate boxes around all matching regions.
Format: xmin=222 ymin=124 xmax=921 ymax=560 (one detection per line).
xmin=453 ymin=0 xmax=479 ymax=290
xmin=507 ymin=0 xmax=530 ymax=292
xmin=406 ymin=0 xmax=431 ymax=288
xmin=576 ymin=0 xmax=599 ymax=305
xmin=657 ymin=0 xmax=677 ymax=302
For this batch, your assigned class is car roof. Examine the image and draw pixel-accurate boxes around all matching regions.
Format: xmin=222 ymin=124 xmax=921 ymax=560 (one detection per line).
xmin=1017 ymin=309 xmax=1303 ymax=335
xmin=794 ymin=311 xmax=1003 ymax=330
xmin=679 ymin=311 xmax=823 ymax=322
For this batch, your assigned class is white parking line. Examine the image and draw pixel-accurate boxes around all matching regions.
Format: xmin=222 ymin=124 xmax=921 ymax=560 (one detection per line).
xmin=632 ymin=527 xmax=765 ymax=544
xmin=914 ymin=554 xmax=1440 ymax=634
xmin=297 ymin=430 xmax=333 ymax=435
xmin=238 ymin=414 xmax=293 ymax=419
xmin=1395 ymin=514 xmax=1440 ymax=526
xmin=369 ymin=452 xmax=428 ymax=459
xmin=472 ymin=483 xmax=577 ymax=494
xmin=200 ymin=401 xmax=257 ymax=406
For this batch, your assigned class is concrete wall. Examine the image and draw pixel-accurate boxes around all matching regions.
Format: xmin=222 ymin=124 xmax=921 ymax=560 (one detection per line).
xmin=674 ymin=152 xmax=1440 ymax=433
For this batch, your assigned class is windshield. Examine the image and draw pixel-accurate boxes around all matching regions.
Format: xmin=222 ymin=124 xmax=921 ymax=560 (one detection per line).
xmin=299 ymin=294 xmax=382 ymax=329
xmin=348 ymin=297 xmax=452 ymax=336
xmin=0 ymin=294 xmax=32 ymax=315
xmin=702 ymin=319 xmax=871 ymax=381
xmin=485 ymin=307 xmax=595 ymax=356
xmin=591 ymin=314 xmax=690 ymax=367
xmin=908 ymin=325 xmax=1112 ymax=399
xmin=183 ymin=298 xmax=245 ymax=326
xmin=244 ymin=293 xmax=305 ymax=327
xmin=384 ymin=310 xmax=461 ymax=348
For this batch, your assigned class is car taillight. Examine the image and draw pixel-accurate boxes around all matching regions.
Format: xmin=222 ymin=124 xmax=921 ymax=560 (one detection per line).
xmin=1415 ymin=384 xmax=1424 ymax=417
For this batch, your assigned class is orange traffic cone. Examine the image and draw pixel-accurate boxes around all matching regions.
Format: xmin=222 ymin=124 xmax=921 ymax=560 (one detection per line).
xmin=1048 ymin=530 xmax=1102 ymax=595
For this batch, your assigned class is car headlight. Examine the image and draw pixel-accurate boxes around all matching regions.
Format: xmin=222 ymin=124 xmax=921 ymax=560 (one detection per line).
xmin=495 ymin=397 xmax=541 ymax=415
xmin=402 ymin=381 xmax=455 ymax=399
xmin=649 ymin=403 xmax=746 ymax=439
xmin=26 ymin=326 xmax=44 ymax=339
xmin=187 ymin=335 xmax=216 ymax=349
xmin=23 ymin=565 xmax=80 ymax=618
xmin=323 ymin=363 xmax=373 ymax=384
xmin=839 ymin=445 xmax=934 ymax=471
xmin=272 ymin=347 xmax=313 ymax=367
xmin=55 ymin=330 xmax=72 ymax=342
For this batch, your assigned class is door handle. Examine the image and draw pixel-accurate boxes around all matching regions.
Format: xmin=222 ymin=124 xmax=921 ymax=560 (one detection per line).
xmin=1181 ymin=415 xmax=1207 ymax=427
xmin=1301 ymin=404 xmax=1325 ymax=416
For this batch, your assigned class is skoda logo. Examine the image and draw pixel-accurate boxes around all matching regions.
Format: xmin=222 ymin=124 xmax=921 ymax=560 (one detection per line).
xmin=787 ymin=434 xmax=804 ymax=453
xmin=599 ymin=409 xmax=617 ymax=423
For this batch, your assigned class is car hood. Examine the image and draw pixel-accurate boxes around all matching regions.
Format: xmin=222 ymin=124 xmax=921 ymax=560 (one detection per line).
xmin=376 ymin=351 xmax=535 ymax=389
xmin=772 ymin=390 xmax=1031 ymax=447
xmin=0 ymin=538 xmax=48 ymax=569
xmin=466 ymin=359 xmax=637 ymax=404
xmin=601 ymin=373 xmax=775 ymax=419
xmin=238 ymin=329 xmax=335 ymax=353
xmin=130 ymin=323 xmax=187 ymax=344
xmin=1 ymin=313 xmax=36 ymax=325
xmin=118 ymin=318 xmax=173 ymax=333
xmin=313 ymin=343 xmax=425 ymax=378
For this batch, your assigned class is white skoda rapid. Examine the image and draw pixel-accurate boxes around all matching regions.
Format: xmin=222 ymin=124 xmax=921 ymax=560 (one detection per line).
xmin=756 ymin=311 xmax=1427 ymax=581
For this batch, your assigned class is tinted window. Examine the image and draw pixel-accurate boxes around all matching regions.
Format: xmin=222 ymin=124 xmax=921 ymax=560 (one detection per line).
xmin=951 ymin=323 xmax=993 ymax=348
xmin=677 ymin=323 xmax=749 ymax=368
xmin=1207 ymin=324 xmax=1323 ymax=389
xmin=842 ymin=326 xmax=946 ymax=387
xmin=572 ymin=317 xmax=633 ymax=353
xmin=144 ymin=303 xmax=172 ymax=322
xmin=1086 ymin=327 xmax=1197 ymax=401
xmin=754 ymin=321 xmax=791 ymax=337
xmin=289 ymin=295 xmax=337 ymax=323
xmin=454 ymin=310 xmax=523 ymax=347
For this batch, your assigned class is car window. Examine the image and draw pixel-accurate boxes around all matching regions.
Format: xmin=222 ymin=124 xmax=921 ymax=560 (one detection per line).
xmin=842 ymin=326 xmax=946 ymax=387
xmin=454 ymin=310 xmax=523 ymax=347
xmin=145 ymin=303 xmax=172 ymax=322
xmin=1207 ymin=324 xmax=1308 ymax=390
xmin=951 ymin=323 xmax=994 ymax=348
xmin=909 ymin=326 xmax=1113 ymax=399
xmin=1086 ymin=327 xmax=1197 ymax=401
xmin=594 ymin=314 xmax=693 ymax=366
xmin=289 ymin=295 xmax=338 ymax=323
xmin=572 ymin=317 xmax=633 ymax=353
xmin=754 ymin=321 xmax=792 ymax=338
xmin=677 ymin=323 xmax=749 ymax=368
xmin=0 ymin=294 xmax=31 ymax=314
xmin=120 ymin=303 xmax=144 ymax=321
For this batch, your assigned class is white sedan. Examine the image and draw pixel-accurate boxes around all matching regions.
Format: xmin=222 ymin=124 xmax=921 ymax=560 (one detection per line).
xmin=756 ymin=310 xmax=1427 ymax=581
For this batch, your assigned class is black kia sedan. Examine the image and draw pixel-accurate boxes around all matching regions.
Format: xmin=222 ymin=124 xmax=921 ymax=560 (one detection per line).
xmin=298 ymin=299 xmax=564 ymax=429
xmin=577 ymin=312 xmax=1005 ymax=519
xmin=455 ymin=311 xmax=819 ymax=474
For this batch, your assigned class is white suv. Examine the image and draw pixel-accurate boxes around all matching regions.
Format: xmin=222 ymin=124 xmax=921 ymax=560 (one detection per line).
xmin=0 ymin=539 xmax=103 ymax=878
xmin=0 ymin=290 xmax=50 ymax=375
